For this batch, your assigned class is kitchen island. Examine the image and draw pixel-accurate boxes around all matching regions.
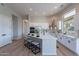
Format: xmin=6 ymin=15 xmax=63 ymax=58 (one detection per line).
xmin=26 ymin=33 xmax=57 ymax=56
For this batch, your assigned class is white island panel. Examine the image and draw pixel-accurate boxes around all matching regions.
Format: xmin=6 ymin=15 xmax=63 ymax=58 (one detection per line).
xmin=42 ymin=34 xmax=57 ymax=56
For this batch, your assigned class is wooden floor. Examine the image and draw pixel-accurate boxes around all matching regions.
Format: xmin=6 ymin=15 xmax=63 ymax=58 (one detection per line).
xmin=0 ymin=39 xmax=77 ymax=56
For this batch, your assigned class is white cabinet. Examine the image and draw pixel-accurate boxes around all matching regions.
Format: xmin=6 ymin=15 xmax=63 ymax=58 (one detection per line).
xmin=57 ymin=34 xmax=62 ymax=43
xmin=58 ymin=34 xmax=78 ymax=55
xmin=65 ymin=37 xmax=76 ymax=52
xmin=69 ymin=39 xmax=76 ymax=51
xmin=62 ymin=36 xmax=68 ymax=46
xmin=0 ymin=14 xmax=12 ymax=47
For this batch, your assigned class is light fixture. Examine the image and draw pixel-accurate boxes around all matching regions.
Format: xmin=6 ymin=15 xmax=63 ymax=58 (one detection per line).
xmin=24 ymin=20 xmax=28 ymax=23
xmin=54 ymin=6 xmax=58 ymax=9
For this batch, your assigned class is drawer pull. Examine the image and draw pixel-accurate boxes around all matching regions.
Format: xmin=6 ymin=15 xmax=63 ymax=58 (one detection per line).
xmin=68 ymin=40 xmax=70 ymax=43
xmin=60 ymin=37 xmax=62 ymax=39
xmin=2 ymin=34 xmax=6 ymax=36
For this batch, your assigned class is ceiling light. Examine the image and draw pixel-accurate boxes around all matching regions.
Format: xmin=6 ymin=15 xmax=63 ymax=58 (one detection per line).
xmin=29 ymin=8 xmax=32 ymax=11
xmin=54 ymin=4 xmax=63 ymax=9
xmin=54 ymin=6 xmax=58 ymax=9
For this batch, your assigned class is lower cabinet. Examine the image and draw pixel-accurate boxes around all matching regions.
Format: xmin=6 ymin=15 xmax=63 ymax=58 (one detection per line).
xmin=58 ymin=34 xmax=78 ymax=55
xmin=0 ymin=34 xmax=12 ymax=47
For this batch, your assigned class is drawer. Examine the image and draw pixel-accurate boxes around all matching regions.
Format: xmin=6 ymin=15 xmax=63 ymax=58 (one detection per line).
xmin=62 ymin=36 xmax=69 ymax=46
xmin=69 ymin=39 xmax=76 ymax=51
xmin=66 ymin=39 xmax=76 ymax=52
xmin=62 ymin=38 xmax=68 ymax=47
xmin=58 ymin=37 xmax=62 ymax=43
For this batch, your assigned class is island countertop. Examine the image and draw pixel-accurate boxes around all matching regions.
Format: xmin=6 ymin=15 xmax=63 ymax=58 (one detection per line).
xmin=27 ymin=33 xmax=57 ymax=40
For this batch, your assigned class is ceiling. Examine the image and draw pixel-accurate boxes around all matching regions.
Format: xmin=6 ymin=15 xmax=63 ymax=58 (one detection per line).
xmin=5 ymin=3 xmax=69 ymax=17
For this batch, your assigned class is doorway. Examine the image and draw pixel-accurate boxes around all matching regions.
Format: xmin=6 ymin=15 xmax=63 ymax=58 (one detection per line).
xmin=12 ymin=15 xmax=18 ymax=40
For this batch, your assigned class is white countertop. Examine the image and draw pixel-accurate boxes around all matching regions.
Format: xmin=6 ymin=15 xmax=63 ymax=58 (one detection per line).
xmin=27 ymin=33 xmax=57 ymax=40
xmin=58 ymin=33 xmax=77 ymax=39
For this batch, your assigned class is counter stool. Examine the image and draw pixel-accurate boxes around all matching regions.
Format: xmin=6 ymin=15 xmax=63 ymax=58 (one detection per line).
xmin=31 ymin=41 xmax=40 ymax=55
xmin=24 ymin=37 xmax=28 ymax=47
xmin=24 ymin=39 xmax=33 ymax=49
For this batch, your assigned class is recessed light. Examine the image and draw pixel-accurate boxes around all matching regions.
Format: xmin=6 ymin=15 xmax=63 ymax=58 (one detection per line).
xmin=29 ymin=8 xmax=32 ymax=11
xmin=54 ymin=6 xmax=58 ymax=9
xmin=54 ymin=4 xmax=63 ymax=9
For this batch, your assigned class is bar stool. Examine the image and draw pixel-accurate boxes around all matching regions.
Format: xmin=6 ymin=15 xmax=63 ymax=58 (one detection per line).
xmin=31 ymin=41 xmax=40 ymax=54
xmin=26 ymin=39 xmax=33 ymax=49
xmin=24 ymin=38 xmax=33 ymax=49
xmin=24 ymin=37 xmax=27 ymax=47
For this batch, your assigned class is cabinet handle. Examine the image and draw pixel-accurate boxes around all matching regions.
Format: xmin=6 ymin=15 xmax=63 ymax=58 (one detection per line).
xmin=2 ymin=34 xmax=6 ymax=36
xmin=60 ymin=37 xmax=62 ymax=40
xmin=68 ymin=40 xmax=70 ymax=43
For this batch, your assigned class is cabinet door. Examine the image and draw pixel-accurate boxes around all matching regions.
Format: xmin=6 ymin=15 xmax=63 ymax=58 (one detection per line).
xmin=69 ymin=38 xmax=76 ymax=52
xmin=58 ymin=37 xmax=62 ymax=43
xmin=66 ymin=37 xmax=76 ymax=52
xmin=62 ymin=36 xmax=68 ymax=46
xmin=0 ymin=14 xmax=12 ymax=47
xmin=62 ymin=36 xmax=71 ymax=49
xmin=57 ymin=35 xmax=63 ymax=43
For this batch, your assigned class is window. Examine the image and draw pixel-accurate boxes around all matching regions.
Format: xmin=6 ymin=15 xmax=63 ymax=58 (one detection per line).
xmin=64 ymin=9 xmax=76 ymax=18
xmin=63 ymin=9 xmax=76 ymax=35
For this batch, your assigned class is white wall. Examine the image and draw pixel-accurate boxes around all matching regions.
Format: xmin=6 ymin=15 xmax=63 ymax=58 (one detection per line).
xmin=29 ymin=23 xmax=49 ymax=29
xmin=29 ymin=16 xmax=49 ymax=29
xmin=0 ymin=4 xmax=23 ymax=40
xmin=29 ymin=16 xmax=48 ymax=23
